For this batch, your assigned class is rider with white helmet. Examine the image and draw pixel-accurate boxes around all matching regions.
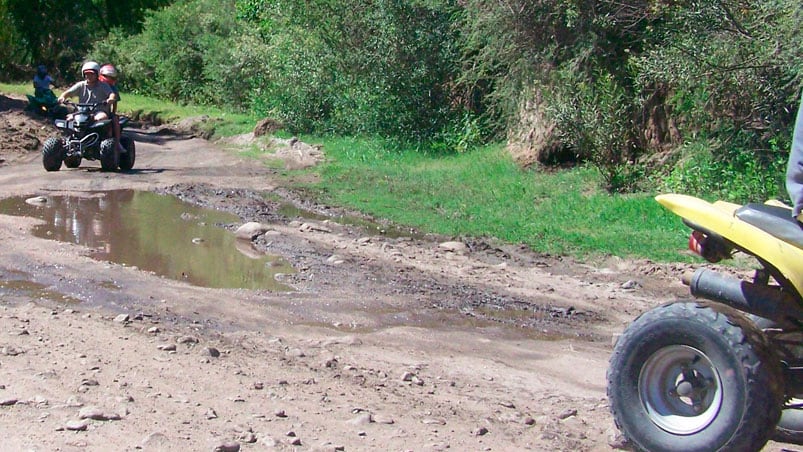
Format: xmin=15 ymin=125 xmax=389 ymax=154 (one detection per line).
xmin=58 ymin=61 xmax=117 ymax=121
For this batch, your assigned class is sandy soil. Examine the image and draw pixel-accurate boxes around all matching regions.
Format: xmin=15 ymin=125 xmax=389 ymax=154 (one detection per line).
xmin=0 ymin=94 xmax=796 ymax=451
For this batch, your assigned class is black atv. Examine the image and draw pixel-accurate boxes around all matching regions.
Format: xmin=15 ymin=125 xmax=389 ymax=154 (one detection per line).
xmin=41 ymin=100 xmax=135 ymax=172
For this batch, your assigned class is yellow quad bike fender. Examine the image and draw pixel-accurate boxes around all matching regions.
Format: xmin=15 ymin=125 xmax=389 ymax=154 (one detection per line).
xmin=657 ymin=193 xmax=803 ymax=307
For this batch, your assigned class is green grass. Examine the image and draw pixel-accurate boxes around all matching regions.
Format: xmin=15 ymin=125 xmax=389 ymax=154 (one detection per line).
xmin=119 ymin=93 xmax=258 ymax=136
xmin=298 ymin=136 xmax=693 ymax=261
xmin=0 ymin=83 xmax=29 ymax=96
xmin=2 ymin=82 xmax=694 ymax=261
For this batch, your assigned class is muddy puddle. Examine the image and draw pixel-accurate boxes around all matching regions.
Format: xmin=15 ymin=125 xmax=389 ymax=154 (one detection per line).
xmin=0 ymin=274 xmax=82 ymax=304
xmin=0 ymin=190 xmax=295 ymax=290
xmin=298 ymin=307 xmax=575 ymax=341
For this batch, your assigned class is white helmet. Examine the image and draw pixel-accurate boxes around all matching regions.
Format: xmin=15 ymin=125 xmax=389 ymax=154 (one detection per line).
xmin=81 ymin=61 xmax=100 ymax=75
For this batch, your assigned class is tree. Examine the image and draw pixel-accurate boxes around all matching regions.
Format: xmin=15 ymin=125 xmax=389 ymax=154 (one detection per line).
xmin=456 ymin=0 xmax=802 ymax=197
xmin=3 ymin=0 xmax=91 ymax=69
xmin=237 ymin=0 xmax=464 ymax=141
xmin=1 ymin=0 xmax=173 ymax=79
xmin=91 ymin=0 xmax=174 ymax=34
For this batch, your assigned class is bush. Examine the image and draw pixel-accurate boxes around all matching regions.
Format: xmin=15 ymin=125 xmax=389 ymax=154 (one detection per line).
xmin=634 ymin=0 xmax=801 ymax=201
xmin=93 ymin=0 xmax=260 ymax=110
xmin=658 ymin=140 xmax=787 ymax=203
xmin=548 ymin=71 xmax=640 ymax=193
xmin=81 ymin=0 xmax=801 ymax=194
xmin=456 ymin=0 xmax=801 ymax=199
xmin=239 ymin=0 xmax=467 ymax=142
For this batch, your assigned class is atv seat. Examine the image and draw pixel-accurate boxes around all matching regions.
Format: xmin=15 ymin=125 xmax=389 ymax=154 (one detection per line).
xmin=736 ymin=203 xmax=803 ymax=250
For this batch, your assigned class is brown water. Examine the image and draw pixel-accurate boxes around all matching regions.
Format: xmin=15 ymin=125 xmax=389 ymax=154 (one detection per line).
xmin=0 ymin=278 xmax=83 ymax=304
xmin=0 ymin=190 xmax=295 ymax=290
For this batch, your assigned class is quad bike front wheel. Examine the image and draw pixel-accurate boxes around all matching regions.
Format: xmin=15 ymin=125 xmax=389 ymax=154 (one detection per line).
xmin=607 ymin=301 xmax=784 ymax=452
xmin=42 ymin=137 xmax=65 ymax=171
xmin=64 ymin=154 xmax=82 ymax=168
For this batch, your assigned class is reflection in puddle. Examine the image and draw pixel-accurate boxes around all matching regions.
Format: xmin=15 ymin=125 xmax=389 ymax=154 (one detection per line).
xmin=0 ymin=191 xmax=295 ymax=290
xmin=0 ymin=279 xmax=82 ymax=303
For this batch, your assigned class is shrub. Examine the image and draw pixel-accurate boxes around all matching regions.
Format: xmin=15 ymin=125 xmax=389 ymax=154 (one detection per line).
xmin=238 ymin=0 xmax=467 ymax=142
xmin=658 ymin=139 xmax=787 ymax=203
xmin=93 ymin=0 xmax=260 ymax=110
xmin=548 ymin=71 xmax=640 ymax=193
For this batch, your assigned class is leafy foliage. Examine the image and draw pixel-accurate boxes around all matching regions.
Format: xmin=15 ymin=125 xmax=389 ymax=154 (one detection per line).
xmin=2 ymin=0 xmax=802 ymax=202
xmin=0 ymin=2 xmax=17 ymax=75
xmin=631 ymin=0 xmax=801 ymax=200
xmin=658 ymin=140 xmax=787 ymax=203
xmin=93 ymin=0 xmax=263 ymax=109
xmin=632 ymin=1 xmax=802 ymax=159
xmin=547 ymin=71 xmax=640 ymax=192
xmin=0 ymin=0 xmax=172 ymax=80
xmin=238 ymin=0 xmax=468 ymax=145
xmin=455 ymin=0 xmax=801 ymax=197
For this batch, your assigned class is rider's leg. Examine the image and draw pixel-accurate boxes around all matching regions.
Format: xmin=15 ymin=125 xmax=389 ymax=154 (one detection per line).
xmin=113 ymin=116 xmax=123 ymax=152
xmin=93 ymin=112 xmax=121 ymax=150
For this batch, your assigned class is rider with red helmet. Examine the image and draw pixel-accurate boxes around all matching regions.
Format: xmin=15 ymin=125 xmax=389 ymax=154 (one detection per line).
xmin=99 ymin=64 xmax=125 ymax=152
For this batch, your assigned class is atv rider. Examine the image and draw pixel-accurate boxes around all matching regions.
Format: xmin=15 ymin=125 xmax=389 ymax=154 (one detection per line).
xmin=99 ymin=64 xmax=124 ymax=152
xmin=57 ymin=61 xmax=117 ymax=123
xmin=33 ymin=65 xmax=55 ymax=97
xmin=786 ymin=91 xmax=803 ymax=222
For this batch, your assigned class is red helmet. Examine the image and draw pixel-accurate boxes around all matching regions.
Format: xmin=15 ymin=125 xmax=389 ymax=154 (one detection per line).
xmin=99 ymin=64 xmax=118 ymax=85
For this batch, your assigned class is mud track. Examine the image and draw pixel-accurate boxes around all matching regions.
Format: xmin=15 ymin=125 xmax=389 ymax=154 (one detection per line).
xmin=0 ymin=94 xmax=792 ymax=450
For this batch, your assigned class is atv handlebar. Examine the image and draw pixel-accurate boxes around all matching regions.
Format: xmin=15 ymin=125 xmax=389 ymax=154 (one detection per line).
xmin=60 ymin=99 xmax=108 ymax=108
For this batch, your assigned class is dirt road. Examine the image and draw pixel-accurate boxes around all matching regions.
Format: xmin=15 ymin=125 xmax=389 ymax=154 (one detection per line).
xmin=0 ymin=98 xmax=793 ymax=450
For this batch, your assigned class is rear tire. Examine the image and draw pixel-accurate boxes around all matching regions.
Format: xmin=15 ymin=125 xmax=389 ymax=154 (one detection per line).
xmin=99 ymin=138 xmax=118 ymax=171
xmin=776 ymin=401 xmax=803 ymax=444
xmin=749 ymin=316 xmax=803 ymax=444
xmin=42 ymin=137 xmax=64 ymax=171
xmin=607 ymin=301 xmax=783 ymax=452
xmin=64 ymin=154 xmax=82 ymax=168
xmin=118 ymin=136 xmax=136 ymax=171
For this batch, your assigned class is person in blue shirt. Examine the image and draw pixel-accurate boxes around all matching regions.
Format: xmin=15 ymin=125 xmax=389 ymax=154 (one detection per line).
xmin=33 ymin=65 xmax=55 ymax=97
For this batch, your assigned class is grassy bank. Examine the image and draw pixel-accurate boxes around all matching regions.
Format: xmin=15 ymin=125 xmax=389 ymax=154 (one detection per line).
xmin=297 ymin=136 xmax=691 ymax=261
xmin=2 ymin=83 xmax=692 ymax=262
